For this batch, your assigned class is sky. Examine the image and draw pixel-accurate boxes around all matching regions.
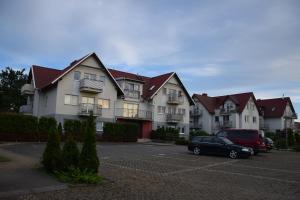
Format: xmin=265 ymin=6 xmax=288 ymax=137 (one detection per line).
xmin=0 ymin=0 xmax=300 ymax=120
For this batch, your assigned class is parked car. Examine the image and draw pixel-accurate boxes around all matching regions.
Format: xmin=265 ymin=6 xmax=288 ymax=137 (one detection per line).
xmin=264 ymin=137 xmax=274 ymax=151
xmin=216 ymin=129 xmax=266 ymax=155
xmin=188 ymin=136 xmax=252 ymax=159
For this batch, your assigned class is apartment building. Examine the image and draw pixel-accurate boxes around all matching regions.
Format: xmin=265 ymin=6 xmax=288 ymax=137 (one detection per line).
xmin=20 ymin=52 xmax=194 ymax=138
xmin=257 ymin=97 xmax=297 ymax=132
xmin=190 ymin=92 xmax=260 ymax=134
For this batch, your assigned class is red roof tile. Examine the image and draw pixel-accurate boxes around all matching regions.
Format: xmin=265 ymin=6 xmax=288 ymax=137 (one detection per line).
xmin=108 ymin=68 xmax=174 ymax=100
xmin=193 ymin=92 xmax=256 ymax=114
xmin=32 ymin=65 xmax=62 ymax=89
xmin=256 ymin=97 xmax=295 ymax=118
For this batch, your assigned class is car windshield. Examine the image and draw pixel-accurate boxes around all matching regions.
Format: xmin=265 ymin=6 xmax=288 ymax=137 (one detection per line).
xmin=221 ymin=137 xmax=234 ymax=145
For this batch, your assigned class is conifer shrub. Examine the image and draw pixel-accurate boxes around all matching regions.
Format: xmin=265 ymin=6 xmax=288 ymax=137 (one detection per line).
xmin=62 ymin=133 xmax=80 ymax=170
xmin=79 ymin=112 xmax=99 ymax=173
xmin=42 ymin=122 xmax=62 ymax=172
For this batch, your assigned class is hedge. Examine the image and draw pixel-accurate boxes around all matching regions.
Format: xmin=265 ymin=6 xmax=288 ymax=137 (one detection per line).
xmin=103 ymin=122 xmax=138 ymax=142
xmin=63 ymin=119 xmax=84 ymax=141
xmin=0 ymin=113 xmax=58 ymax=141
xmin=189 ymin=130 xmax=209 ymax=140
xmin=0 ymin=113 xmax=38 ymax=141
xmin=151 ymin=127 xmax=179 ymax=141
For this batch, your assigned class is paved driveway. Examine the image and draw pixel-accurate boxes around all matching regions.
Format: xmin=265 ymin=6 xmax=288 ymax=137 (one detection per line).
xmin=1 ymin=143 xmax=300 ymax=199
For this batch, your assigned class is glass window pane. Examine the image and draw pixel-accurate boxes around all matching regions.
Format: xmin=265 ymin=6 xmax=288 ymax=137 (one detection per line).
xmin=64 ymin=95 xmax=71 ymax=104
xmin=91 ymin=74 xmax=96 ymax=80
xmin=74 ymin=71 xmax=81 ymax=80
xmin=84 ymin=73 xmax=89 ymax=79
xmin=71 ymin=96 xmax=78 ymax=105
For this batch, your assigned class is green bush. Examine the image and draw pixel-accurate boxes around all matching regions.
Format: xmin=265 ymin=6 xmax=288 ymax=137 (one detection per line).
xmin=151 ymin=127 xmax=179 ymax=141
xmin=287 ymin=129 xmax=295 ymax=147
xmin=0 ymin=113 xmax=38 ymax=135
xmin=38 ymin=117 xmax=57 ymax=135
xmin=295 ymin=133 xmax=300 ymax=145
xmin=275 ymin=138 xmax=287 ymax=149
xmin=58 ymin=122 xmax=62 ymax=136
xmin=62 ymin=134 xmax=80 ymax=170
xmin=265 ymin=132 xmax=276 ymax=141
xmin=292 ymin=145 xmax=300 ymax=152
xmin=189 ymin=130 xmax=209 ymax=140
xmin=79 ymin=113 xmax=99 ymax=173
xmin=55 ymin=167 xmax=102 ymax=184
xmin=103 ymin=122 xmax=138 ymax=142
xmin=42 ymin=123 xmax=62 ymax=172
xmin=63 ymin=119 xmax=84 ymax=140
xmin=175 ymin=137 xmax=189 ymax=145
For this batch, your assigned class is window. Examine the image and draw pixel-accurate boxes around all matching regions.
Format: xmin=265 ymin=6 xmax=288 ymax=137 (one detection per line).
xmin=99 ymin=76 xmax=105 ymax=84
xmin=96 ymin=121 xmax=104 ymax=132
xmin=215 ymin=116 xmax=219 ymax=122
xmin=253 ymin=116 xmax=257 ymax=123
xmin=245 ymin=115 xmax=249 ymax=123
xmin=163 ymin=87 xmax=167 ymax=95
xmin=178 ymin=108 xmax=186 ymax=115
xmin=181 ymin=127 xmax=185 ymax=133
xmin=81 ymin=97 xmax=94 ymax=104
xmin=169 ymin=89 xmax=176 ymax=95
xmin=64 ymin=95 xmax=78 ymax=105
xmin=178 ymin=91 xmax=182 ymax=96
xmin=123 ymin=103 xmax=138 ymax=117
xmin=74 ymin=71 xmax=81 ymax=80
xmin=84 ymin=73 xmax=96 ymax=80
xmin=168 ymin=106 xmax=176 ymax=114
xmin=125 ymin=83 xmax=139 ymax=91
xmin=98 ymin=99 xmax=110 ymax=109
xmin=158 ymin=106 xmax=166 ymax=114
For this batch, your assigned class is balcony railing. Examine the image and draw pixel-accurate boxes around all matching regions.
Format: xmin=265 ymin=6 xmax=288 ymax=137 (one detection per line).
xmin=124 ymin=89 xmax=140 ymax=99
xmin=19 ymin=104 xmax=33 ymax=114
xmin=220 ymin=108 xmax=238 ymax=115
xmin=167 ymin=94 xmax=184 ymax=105
xmin=166 ymin=113 xmax=184 ymax=123
xmin=79 ymin=103 xmax=101 ymax=116
xmin=217 ymin=121 xmax=233 ymax=128
xmin=21 ymin=84 xmax=34 ymax=95
xmin=115 ymin=108 xmax=152 ymax=120
xmin=190 ymin=109 xmax=203 ymax=116
xmin=79 ymin=79 xmax=103 ymax=93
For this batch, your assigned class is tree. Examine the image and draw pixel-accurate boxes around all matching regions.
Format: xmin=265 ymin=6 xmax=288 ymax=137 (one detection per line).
xmin=42 ymin=121 xmax=62 ymax=172
xmin=62 ymin=134 xmax=80 ymax=170
xmin=79 ymin=112 xmax=99 ymax=173
xmin=0 ymin=67 xmax=28 ymax=112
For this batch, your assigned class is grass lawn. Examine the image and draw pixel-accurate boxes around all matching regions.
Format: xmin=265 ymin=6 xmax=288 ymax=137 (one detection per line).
xmin=0 ymin=155 xmax=10 ymax=162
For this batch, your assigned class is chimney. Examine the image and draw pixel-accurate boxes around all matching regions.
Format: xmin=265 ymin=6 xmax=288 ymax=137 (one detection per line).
xmin=202 ymin=93 xmax=207 ymax=96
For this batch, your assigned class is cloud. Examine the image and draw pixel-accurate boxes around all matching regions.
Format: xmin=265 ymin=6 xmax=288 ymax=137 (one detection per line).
xmin=177 ymin=65 xmax=221 ymax=77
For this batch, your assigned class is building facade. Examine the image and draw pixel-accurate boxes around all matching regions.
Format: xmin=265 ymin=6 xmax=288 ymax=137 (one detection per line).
xmin=20 ymin=53 xmax=194 ymax=138
xmin=190 ymin=93 xmax=260 ymax=134
xmin=257 ymin=97 xmax=297 ymax=133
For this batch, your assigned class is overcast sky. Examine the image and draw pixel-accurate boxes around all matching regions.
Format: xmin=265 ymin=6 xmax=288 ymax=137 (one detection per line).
xmin=1 ymin=0 xmax=300 ymax=120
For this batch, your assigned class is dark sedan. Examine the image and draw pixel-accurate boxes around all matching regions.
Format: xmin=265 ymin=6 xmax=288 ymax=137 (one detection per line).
xmin=188 ymin=136 xmax=252 ymax=159
xmin=264 ymin=137 xmax=274 ymax=151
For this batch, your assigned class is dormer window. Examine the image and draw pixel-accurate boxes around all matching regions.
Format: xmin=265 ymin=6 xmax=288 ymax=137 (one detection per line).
xmin=149 ymin=85 xmax=155 ymax=90
xmin=272 ymin=107 xmax=276 ymax=111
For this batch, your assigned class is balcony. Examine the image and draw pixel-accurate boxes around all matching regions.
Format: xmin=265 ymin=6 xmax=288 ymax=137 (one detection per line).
xmin=79 ymin=79 xmax=103 ymax=93
xmin=167 ymin=94 xmax=184 ymax=105
xmin=115 ymin=108 xmax=152 ymax=120
xmin=19 ymin=104 xmax=33 ymax=114
xmin=78 ymin=103 xmax=101 ymax=116
xmin=190 ymin=109 xmax=203 ymax=117
xmin=220 ymin=108 xmax=238 ymax=115
xmin=21 ymin=84 xmax=34 ymax=95
xmin=166 ymin=113 xmax=184 ymax=123
xmin=124 ymin=89 xmax=140 ymax=99
xmin=217 ymin=121 xmax=233 ymax=128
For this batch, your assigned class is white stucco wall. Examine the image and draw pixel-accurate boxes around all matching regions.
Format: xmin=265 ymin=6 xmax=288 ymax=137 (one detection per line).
xmin=240 ymin=97 xmax=259 ymax=130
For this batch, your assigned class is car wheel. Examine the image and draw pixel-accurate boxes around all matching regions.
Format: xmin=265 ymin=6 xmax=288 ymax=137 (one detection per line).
xmin=193 ymin=146 xmax=201 ymax=155
xmin=229 ymin=150 xmax=238 ymax=159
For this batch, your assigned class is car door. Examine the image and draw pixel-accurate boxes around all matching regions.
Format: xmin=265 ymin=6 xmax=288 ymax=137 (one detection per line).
xmin=210 ymin=138 xmax=227 ymax=155
xmin=199 ymin=137 xmax=211 ymax=154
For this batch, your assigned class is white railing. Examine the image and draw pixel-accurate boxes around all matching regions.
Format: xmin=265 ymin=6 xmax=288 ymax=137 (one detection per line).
xmin=79 ymin=79 xmax=103 ymax=93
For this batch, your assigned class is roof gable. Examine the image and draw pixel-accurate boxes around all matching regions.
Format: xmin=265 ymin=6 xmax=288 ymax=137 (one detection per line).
xmin=256 ymin=97 xmax=295 ymax=118
xmin=30 ymin=53 xmax=124 ymax=95
xmin=192 ymin=92 xmax=256 ymax=114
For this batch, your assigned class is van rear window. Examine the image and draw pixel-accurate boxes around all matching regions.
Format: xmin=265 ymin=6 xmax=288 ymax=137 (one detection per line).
xmin=227 ymin=130 xmax=257 ymax=139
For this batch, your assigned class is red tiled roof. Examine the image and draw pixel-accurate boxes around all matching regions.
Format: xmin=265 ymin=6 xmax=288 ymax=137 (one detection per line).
xmin=32 ymin=65 xmax=62 ymax=89
xmin=193 ymin=92 xmax=256 ymax=114
xmin=108 ymin=68 xmax=174 ymax=100
xmin=256 ymin=97 xmax=295 ymax=118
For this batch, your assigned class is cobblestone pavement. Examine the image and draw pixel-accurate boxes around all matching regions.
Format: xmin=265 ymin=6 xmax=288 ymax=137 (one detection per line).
xmin=1 ymin=143 xmax=300 ymax=200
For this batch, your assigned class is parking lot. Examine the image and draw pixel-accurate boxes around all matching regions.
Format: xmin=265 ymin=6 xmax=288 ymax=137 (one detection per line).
xmin=1 ymin=143 xmax=300 ymax=199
